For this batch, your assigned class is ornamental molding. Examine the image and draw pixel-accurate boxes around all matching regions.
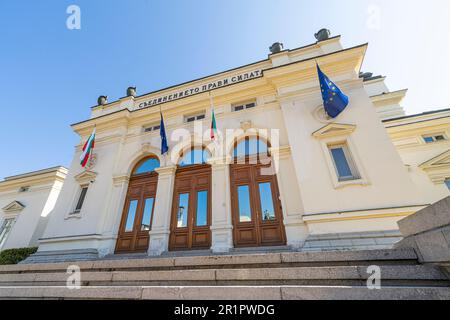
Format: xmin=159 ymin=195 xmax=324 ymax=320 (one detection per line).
xmin=85 ymin=153 xmax=98 ymax=170
xmin=112 ymin=175 xmax=130 ymax=186
xmin=419 ymin=149 xmax=450 ymax=184
xmin=312 ymin=123 xmax=356 ymax=140
xmin=2 ymin=201 xmax=25 ymax=213
xmin=269 ymin=145 xmax=292 ymax=160
xmin=154 ymin=166 xmax=177 ymax=176
xmin=74 ymin=170 xmax=98 ymax=185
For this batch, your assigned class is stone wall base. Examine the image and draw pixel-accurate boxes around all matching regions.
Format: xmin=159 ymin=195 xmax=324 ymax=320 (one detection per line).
xmin=21 ymin=249 xmax=99 ymax=264
xmin=302 ymin=230 xmax=402 ymax=252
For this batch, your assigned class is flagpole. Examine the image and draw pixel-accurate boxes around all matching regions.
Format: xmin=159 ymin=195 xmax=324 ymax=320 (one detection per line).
xmin=209 ymin=91 xmax=215 ymax=115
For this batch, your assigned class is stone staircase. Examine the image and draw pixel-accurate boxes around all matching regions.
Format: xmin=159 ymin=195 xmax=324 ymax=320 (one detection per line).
xmin=0 ymin=248 xmax=449 ymax=300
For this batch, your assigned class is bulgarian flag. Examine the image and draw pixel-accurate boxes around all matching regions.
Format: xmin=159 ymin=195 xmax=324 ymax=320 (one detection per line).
xmin=80 ymin=128 xmax=96 ymax=167
xmin=210 ymin=109 xmax=217 ymax=140
xmin=210 ymin=94 xmax=218 ymax=140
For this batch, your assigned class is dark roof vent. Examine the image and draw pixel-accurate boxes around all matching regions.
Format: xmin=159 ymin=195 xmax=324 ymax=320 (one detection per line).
xmin=97 ymin=95 xmax=108 ymax=106
xmin=127 ymin=86 xmax=137 ymax=97
xmin=315 ymin=29 xmax=331 ymax=42
xmin=269 ymin=42 xmax=284 ymax=54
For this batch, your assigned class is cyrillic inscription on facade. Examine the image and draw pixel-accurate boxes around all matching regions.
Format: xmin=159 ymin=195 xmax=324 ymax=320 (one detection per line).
xmin=135 ymin=70 xmax=263 ymax=110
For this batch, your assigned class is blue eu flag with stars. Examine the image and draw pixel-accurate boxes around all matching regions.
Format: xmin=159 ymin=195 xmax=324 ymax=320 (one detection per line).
xmin=317 ymin=64 xmax=349 ymax=118
xmin=160 ymin=112 xmax=169 ymax=155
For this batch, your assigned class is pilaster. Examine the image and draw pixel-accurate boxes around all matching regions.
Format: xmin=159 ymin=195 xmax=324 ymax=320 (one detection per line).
xmin=207 ymin=156 xmax=234 ymax=253
xmin=270 ymin=146 xmax=308 ymax=249
xmin=148 ymin=166 xmax=177 ymax=256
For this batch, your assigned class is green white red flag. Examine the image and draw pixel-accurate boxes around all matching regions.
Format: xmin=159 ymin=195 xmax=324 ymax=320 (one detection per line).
xmin=210 ymin=109 xmax=217 ymax=140
xmin=80 ymin=128 xmax=96 ymax=167
xmin=210 ymin=94 xmax=218 ymax=140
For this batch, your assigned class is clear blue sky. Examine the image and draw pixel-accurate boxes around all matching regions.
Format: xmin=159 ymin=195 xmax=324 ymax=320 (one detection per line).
xmin=1 ymin=0 xmax=449 ymax=179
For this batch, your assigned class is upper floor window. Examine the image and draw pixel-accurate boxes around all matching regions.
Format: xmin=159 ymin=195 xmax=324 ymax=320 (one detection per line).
xmin=184 ymin=113 xmax=206 ymax=123
xmin=73 ymin=186 xmax=88 ymax=214
xmin=19 ymin=186 xmax=30 ymax=193
xmin=179 ymin=147 xmax=211 ymax=167
xmin=445 ymin=179 xmax=450 ymax=191
xmin=423 ymin=134 xmax=447 ymax=144
xmin=133 ymin=157 xmax=160 ymax=175
xmin=328 ymin=143 xmax=360 ymax=182
xmin=233 ymin=137 xmax=269 ymax=159
xmin=143 ymin=124 xmax=160 ymax=133
xmin=0 ymin=218 xmax=15 ymax=249
xmin=232 ymin=101 xmax=256 ymax=112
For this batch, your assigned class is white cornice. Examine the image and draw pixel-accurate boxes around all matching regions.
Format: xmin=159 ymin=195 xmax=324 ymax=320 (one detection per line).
xmin=0 ymin=167 xmax=67 ymax=192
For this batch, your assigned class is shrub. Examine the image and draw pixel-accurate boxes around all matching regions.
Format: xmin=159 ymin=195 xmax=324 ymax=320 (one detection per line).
xmin=0 ymin=247 xmax=38 ymax=265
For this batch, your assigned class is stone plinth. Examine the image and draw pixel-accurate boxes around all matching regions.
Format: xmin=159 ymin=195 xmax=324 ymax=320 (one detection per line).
xmin=396 ymin=196 xmax=450 ymax=274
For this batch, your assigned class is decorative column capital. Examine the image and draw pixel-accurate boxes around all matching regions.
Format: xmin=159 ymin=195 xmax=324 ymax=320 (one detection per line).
xmin=269 ymin=145 xmax=291 ymax=160
xmin=155 ymin=165 xmax=177 ymax=176
xmin=206 ymin=156 xmax=232 ymax=167
xmin=112 ymin=174 xmax=129 ymax=186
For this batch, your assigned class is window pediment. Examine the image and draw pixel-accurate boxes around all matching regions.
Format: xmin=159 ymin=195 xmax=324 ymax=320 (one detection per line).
xmin=2 ymin=201 xmax=25 ymax=213
xmin=312 ymin=123 xmax=356 ymax=140
xmin=420 ymin=149 xmax=450 ymax=169
xmin=74 ymin=170 xmax=98 ymax=185
xmin=419 ymin=149 xmax=450 ymax=184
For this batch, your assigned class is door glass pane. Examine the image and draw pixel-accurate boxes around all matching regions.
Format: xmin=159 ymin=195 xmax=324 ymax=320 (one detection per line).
xmin=125 ymin=200 xmax=138 ymax=232
xmin=196 ymin=191 xmax=208 ymax=227
xmin=258 ymin=182 xmax=276 ymax=221
xmin=177 ymin=193 xmax=189 ymax=228
xmin=237 ymin=185 xmax=252 ymax=222
xmin=141 ymin=198 xmax=155 ymax=231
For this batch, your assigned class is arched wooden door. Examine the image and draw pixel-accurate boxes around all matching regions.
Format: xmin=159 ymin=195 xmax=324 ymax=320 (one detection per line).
xmin=115 ymin=157 xmax=160 ymax=254
xmin=169 ymin=147 xmax=212 ymax=251
xmin=230 ymin=137 xmax=286 ymax=248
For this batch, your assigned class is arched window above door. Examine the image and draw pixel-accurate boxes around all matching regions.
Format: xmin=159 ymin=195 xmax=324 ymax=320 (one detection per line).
xmin=233 ymin=136 xmax=269 ymax=159
xmin=132 ymin=157 xmax=160 ymax=175
xmin=179 ymin=147 xmax=211 ymax=167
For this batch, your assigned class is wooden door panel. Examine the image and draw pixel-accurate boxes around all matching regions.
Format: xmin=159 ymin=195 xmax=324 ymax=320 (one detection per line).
xmin=169 ymin=166 xmax=212 ymax=251
xmin=231 ymin=162 xmax=286 ymax=248
xmin=260 ymin=225 xmax=283 ymax=243
xmin=176 ymin=178 xmax=192 ymax=190
xmin=231 ymin=167 xmax=251 ymax=182
xmin=192 ymin=230 xmax=210 ymax=248
xmin=115 ymin=174 xmax=158 ymax=254
xmin=236 ymin=228 xmax=257 ymax=246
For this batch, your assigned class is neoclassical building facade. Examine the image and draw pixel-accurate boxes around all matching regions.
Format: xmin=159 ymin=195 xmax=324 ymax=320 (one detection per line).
xmin=2 ymin=34 xmax=449 ymax=260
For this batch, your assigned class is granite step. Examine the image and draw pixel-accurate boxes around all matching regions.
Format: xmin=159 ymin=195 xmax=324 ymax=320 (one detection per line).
xmin=0 ymin=265 xmax=447 ymax=287
xmin=0 ymin=248 xmax=419 ymax=274
xmin=0 ymin=285 xmax=449 ymax=300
